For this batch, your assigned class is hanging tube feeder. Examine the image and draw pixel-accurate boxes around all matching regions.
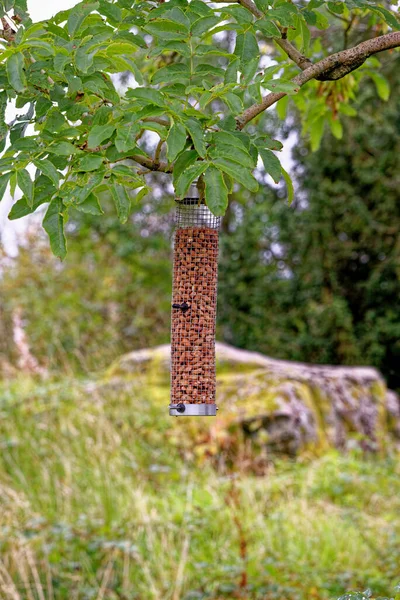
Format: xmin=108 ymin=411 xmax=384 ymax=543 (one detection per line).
xmin=169 ymin=184 xmax=221 ymax=417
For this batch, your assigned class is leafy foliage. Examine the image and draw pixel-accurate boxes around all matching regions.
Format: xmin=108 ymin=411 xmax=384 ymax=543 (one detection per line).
xmin=218 ymin=60 xmax=400 ymax=389
xmin=0 ymin=0 xmax=398 ymax=255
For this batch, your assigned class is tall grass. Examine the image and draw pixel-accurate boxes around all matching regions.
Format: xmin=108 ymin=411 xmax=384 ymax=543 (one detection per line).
xmin=0 ymin=376 xmax=399 ymax=599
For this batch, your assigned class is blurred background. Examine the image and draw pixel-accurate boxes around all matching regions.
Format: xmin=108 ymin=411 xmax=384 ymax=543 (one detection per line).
xmin=0 ymin=3 xmax=400 ymax=598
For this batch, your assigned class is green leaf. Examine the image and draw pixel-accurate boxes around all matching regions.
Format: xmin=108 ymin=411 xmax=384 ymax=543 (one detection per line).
xmin=127 ymin=88 xmax=165 ymax=106
xmin=135 ymin=186 xmax=149 ymax=203
xmin=33 ymin=159 xmax=60 ymax=187
xmin=282 ymin=167 xmax=294 ymax=205
xmin=77 ymin=172 xmax=105 ymax=204
xmin=8 ymin=195 xmax=42 ymax=219
xmin=148 ymin=40 xmax=190 ymax=59
xmin=299 ymin=16 xmax=311 ymax=53
xmin=327 ymin=1 xmax=344 ymax=14
xmin=17 ymin=169 xmax=33 ymax=205
xmin=185 ymin=119 xmax=206 ymax=158
xmin=44 ymin=109 xmax=66 ymax=133
xmin=9 ymin=174 xmax=55 ymax=219
xmin=115 ymin=124 xmax=140 ymax=153
xmin=213 ymin=157 xmax=259 ymax=192
xmin=166 ymin=122 xmax=187 ymax=162
xmin=107 ymin=54 xmax=144 ymax=84
xmin=111 ymin=183 xmax=131 ymax=223
xmin=21 ymin=39 xmax=55 ymax=55
xmin=99 ymin=0 xmax=122 ymax=24
xmin=330 ymin=118 xmax=343 ymax=140
xmin=253 ymin=0 xmax=269 ymax=12
xmin=152 ymin=63 xmax=190 ymax=85
xmin=175 ymin=162 xmax=208 ymax=198
xmin=48 ymin=141 xmax=80 ymax=156
xmin=78 ymin=155 xmax=104 ymax=172
xmin=254 ymin=135 xmax=283 ymax=151
xmin=266 ymin=5 xmax=298 ymax=27
xmin=369 ymin=72 xmax=390 ymax=101
xmin=340 ymin=104 xmax=357 ymax=117
xmin=234 ymin=30 xmax=259 ymax=67
xmin=87 ymin=124 xmax=115 ymax=149
xmin=210 ymin=135 xmax=255 ymax=168
xmin=276 ymin=94 xmax=289 ymax=120
xmin=204 ymin=166 xmax=228 ymax=216
xmin=106 ymin=41 xmax=139 ymax=58
xmin=0 ymin=172 xmax=11 ymax=200
xmin=223 ymin=92 xmax=243 ymax=114
xmin=75 ymin=45 xmax=95 ymax=73
xmin=74 ymin=192 xmax=103 ymax=215
xmin=259 ymin=148 xmax=282 ymax=183
xmin=214 ymin=131 xmax=249 ymax=152
xmin=264 ymin=79 xmax=299 ymax=94
xmin=144 ymin=18 xmax=189 ymax=40
xmin=223 ymin=5 xmax=254 ymax=24
xmin=256 ymin=19 xmax=281 ymax=38
xmin=371 ymin=6 xmax=400 ymax=31
xmin=36 ymin=97 xmax=53 ymax=119
xmin=314 ymin=11 xmax=329 ymax=30
xmin=6 ymin=52 xmax=27 ymax=93
xmin=225 ymin=57 xmax=239 ymax=84
xmin=310 ymin=117 xmax=325 ymax=151
xmin=173 ymin=149 xmax=199 ymax=185
xmin=67 ymin=2 xmax=99 ymax=36
xmin=190 ymin=0 xmax=213 ymax=16
xmin=191 ymin=15 xmax=220 ymax=36
xmin=161 ymin=7 xmax=191 ymax=28
xmin=111 ymin=164 xmax=140 ymax=179
xmin=43 ymin=198 xmax=67 ymax=260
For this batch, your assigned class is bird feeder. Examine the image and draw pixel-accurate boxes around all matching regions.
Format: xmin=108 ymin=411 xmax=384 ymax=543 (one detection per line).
xmin=169 ymin=185 xmax=221 ymax=417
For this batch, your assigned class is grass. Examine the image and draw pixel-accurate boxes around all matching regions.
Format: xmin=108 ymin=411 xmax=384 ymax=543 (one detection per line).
xmin=0 ymin=375 xmax=399 ymax=599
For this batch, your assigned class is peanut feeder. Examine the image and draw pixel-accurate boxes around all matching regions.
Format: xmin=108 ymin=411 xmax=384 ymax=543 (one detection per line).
xmin=169 ymin=186 xmax=221 ymax=417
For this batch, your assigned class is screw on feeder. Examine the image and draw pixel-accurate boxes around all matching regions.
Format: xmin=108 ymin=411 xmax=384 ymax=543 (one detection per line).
xmin=172 ymin=301 xmax=190 ymax=313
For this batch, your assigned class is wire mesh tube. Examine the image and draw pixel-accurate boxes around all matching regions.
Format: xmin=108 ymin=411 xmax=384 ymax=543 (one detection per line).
xmin=169 ymin=189 xmax=221 ymax=417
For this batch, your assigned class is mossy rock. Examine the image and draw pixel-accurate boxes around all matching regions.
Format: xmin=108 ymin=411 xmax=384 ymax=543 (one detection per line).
xmin=106 ymin=342 xmax=400 ymax=459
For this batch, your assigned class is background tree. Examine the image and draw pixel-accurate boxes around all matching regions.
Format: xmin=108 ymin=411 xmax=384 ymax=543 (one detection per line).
xmin=0 ymin=0 xmax=399 ymax=258
xmin=218 ymin=52 xmax=400 ymax=388
xmin=2 ymin=59 xmax=400 ymax=384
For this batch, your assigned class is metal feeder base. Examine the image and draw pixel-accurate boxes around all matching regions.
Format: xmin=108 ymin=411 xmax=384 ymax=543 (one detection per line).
xmin=169 ymin=403 xmax=218 ymax=417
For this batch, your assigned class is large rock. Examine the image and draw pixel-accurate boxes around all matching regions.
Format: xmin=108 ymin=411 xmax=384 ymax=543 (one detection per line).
xmin=107 ymin=342 xmax=400 ymax=457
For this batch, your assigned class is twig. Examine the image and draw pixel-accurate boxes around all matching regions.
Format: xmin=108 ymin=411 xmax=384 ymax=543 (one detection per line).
xmin=129 ymin=153 xmax=171 ymax=172
xmin=344 ymin=14 xmax=357 ymax=49
xmin=153 ymin=138 xmax=164 ymax=169
xmin=142 ymin=117 xmax=170 ymax=127
xmin=226 ymin=482 xmax=248 ymax=594
xmin=326 ymin=8 xmax=350 ymax=24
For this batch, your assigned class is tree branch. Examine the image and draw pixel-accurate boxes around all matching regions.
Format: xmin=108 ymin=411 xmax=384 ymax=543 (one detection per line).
xmin=237 ymin=31 xmax=400 ymax=129
xmin=207 ymin=0 xmax=315 ymax=78
xmin=129 ymin=153 xmax=172 ymax=173
xmin=238 ymin=0 xmax=262 ymax=18
xmin=275 ymin=37 xmax=314 ymax=70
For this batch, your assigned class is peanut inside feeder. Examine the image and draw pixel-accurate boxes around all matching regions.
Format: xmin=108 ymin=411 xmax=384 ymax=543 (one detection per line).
xmin=169 ymin=191 xmax=221 ymax=417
